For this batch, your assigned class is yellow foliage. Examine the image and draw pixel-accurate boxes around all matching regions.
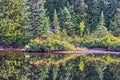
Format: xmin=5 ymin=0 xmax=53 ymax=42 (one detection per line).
xmin=79 ymin=21 xmax=85 ymax=37
xmin=80 ymin=21 xmax=85 ymax=27
xmin=79 ymin=60 xmax=85 ymax=71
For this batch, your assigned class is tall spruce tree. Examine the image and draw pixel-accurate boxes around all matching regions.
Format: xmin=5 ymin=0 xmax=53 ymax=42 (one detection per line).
xmin=69 ymin=0 xmax=88 ymax=35
xmin=28 ymin=0 xmax=50 ymax=38
xmin=59 ymin=7 xmax=75 ymax=36
xmin=92 ymin=11 xmax=108 ymax=38
xmin=101 ymin=0 xmax=120 ymax=31
xmin=0 ymin=0 xmax=29 ymax=45
xmin=45 ymin=0 xmax=69 ymax=21
xmin=86 ymin=0 xmax=101 ymax=33
xmin=72 ymin=0 xmax=87 ymax=22
xmin=53 ymin=9 xmax=60 ymax=33
xmin=111 ymin=8 xmax=120 ymax=36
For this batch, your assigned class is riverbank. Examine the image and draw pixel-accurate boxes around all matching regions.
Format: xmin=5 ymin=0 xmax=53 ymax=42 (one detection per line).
xmin=0 ymin=48 xmax=120 ymax=54
xmin=51 ymin=49 xmax=120 ymax=54
xmin=0 ymin=47 xmax=25 ymax=51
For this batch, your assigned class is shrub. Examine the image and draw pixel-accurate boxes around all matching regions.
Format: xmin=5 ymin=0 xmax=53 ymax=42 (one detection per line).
xmin=0 ymin=35 xmax=30 ymax=47
xmin=80 ymin=40 xmax=106 ymax=49
xmin=70 ymin=36 xmax=83 ymax=47
xmin=25 ymin=38 xmax=76 ymax=52
xmin=50 ymin=39 xmax=76 ymax=50
xmin=108 ymin=42 xmax=120 ymax=52
xmin=80 ymin=36 xmax=120 ymax=49
xmin=25 ymin=42 xmax=42 ymax=52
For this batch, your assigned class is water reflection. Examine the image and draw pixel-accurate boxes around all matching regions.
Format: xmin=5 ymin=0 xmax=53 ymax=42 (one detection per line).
xmin=0 ymin=51 xmax=120 ymax=80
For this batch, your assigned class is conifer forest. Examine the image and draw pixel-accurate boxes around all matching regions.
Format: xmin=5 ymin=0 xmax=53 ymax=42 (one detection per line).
xmin=0 ymin=0 xmax=120 ymax=49
xmin=1 ymin=0 xmax=120 ymax=80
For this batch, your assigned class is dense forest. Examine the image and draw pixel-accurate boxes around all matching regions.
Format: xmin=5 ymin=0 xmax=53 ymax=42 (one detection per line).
xmin=1 ymin=1 xmax=120 ymax=79
xmin=0 ymin=0 xmax=120 ymax=51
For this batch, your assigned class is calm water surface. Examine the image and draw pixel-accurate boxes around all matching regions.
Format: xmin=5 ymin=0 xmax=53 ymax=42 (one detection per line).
xmin=0 ymin=50 xmax=120 ymax=80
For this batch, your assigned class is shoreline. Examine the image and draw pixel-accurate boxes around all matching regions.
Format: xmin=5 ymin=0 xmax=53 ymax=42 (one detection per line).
xmin=51 ymin=49 xmax=120 ymax=54
xmin=0 ymin=48 xmax=120 ymax=54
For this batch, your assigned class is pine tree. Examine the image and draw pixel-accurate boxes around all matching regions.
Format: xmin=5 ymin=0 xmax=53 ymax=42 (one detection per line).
xmin=28 ymin=0 xmax=50 ymax=38
xmin=111 ymin=8 xmax=120 ymax=36
xmin=72 ymin=0 xmax=88 ymax=22
xmin=45 ymin=0 xmax=69 ymax=21
xmin=59 ymin=7 xmax=75 ymax=36
xmin=86 ymin=0 xmax=101 ymax=33
xmin=53 ymin=9 xmax=60 ymax=33
xmin=0 ymin=0 xmax=29 ymax=45
xmin=92 ymin=11 xmax=108 ymax=38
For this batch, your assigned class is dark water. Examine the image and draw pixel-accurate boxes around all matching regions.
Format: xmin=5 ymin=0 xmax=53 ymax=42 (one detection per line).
xmin=0 ymin=51 xmax=120 ymax=80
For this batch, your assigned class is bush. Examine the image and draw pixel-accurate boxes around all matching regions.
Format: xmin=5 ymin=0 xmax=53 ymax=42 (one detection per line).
xmin=79 ymin=36 xmax=120 ymax=50
xmin=80 ymin=40 xmax=106 ymax=49
xmin=70 ymin=36 xmax=83 ymax=47
xmin=108 ymin=42 xmax=120 ymax=52
xmin=0 ymin=35 xmax=30 ymax=47
xmin=25 ymin=42 xmax=43 ymax=52
xmin=25 ymin=38 xmax=76 ymax=52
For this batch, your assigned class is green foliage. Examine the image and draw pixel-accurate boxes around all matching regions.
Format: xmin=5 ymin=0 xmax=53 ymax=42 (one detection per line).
xmin=79 ymin=35 xmax=120 ymax=50
xmin=0 ymin=53 xmax=49 ymax=80
xmin=85 ymin=0 xmax=101 ymax=33
xmin=110 ymin=8 xmax=120 ymax=36
xmin=0 ymin=0 xmax=120 ymax=48
xmin=91 ymin=11 xmax=109 ymax=38
xmin=109 ymin=42 xmax=120 ymax=52
xmin=1 ymin=53 xmax=120 ymax=80
xmin=25 ymin=38 xmax=76 ymax=52
xmin=53 ymin=9 xmax=60 ymax=33
xmin=59 ymin=7 xmax=75 ymax=36
xmin=0 ymin=35 xmax=30 ymax=47
xmin=0 ymin=0 xmax=29 ymax=46
xmin=80 ymin=40 xmax=107 ymax=49
xmin=79 ymin=21 xmax=85 ymax=37
xmin=28 ymin=0 xmax=50 ymax=38
xmin=45 ymin=0 xmax=120 ymax=35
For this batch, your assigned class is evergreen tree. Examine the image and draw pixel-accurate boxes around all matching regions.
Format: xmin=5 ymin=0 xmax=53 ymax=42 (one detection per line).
xmin=69 ymin=0 xmax=87 ymax=36
xmin=45 ymin=0 xmax=120 ymax=36
xmin=28 ymin=0 xmax=50 ymax=38
xmin=53 ymin=9 xmax=60 ymax=33
xmin=0 ymin=0 xmax=29 ymax=45
xmin=72 ymin=0 xmax=88 ymax=22
xmin=61 ymin=29 xmax=67 ymax=40
xmin=92 ymin=11 xmax=108 ymax=38
xmin=101 ymin=0 xmax=120 ymax=31
xmin=111 ymin=8 xmax=120 ymax=36
xmin=45 ymin=0 xmax=69 ymax=21
xmin=59 ymin=7 xmax=75 ymax=36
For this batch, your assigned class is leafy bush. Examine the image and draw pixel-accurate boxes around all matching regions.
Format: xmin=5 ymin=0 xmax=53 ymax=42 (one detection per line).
xmin=0 ymin=35 xmax=30 ymax=47
xmin=79 ymin=36 xmax=120 ymax=50
xmin=25 ymin=42 xmax=42 ymax=52
xmin=25 ymin=38 xmax=76 ymax=52
xmin=108 ymin=42 xmax=120 ymax=52
xmin=80 ymin=40 xmax=106 ymax=49
xmin=70 ymin=36 xmax=83 ymax=47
